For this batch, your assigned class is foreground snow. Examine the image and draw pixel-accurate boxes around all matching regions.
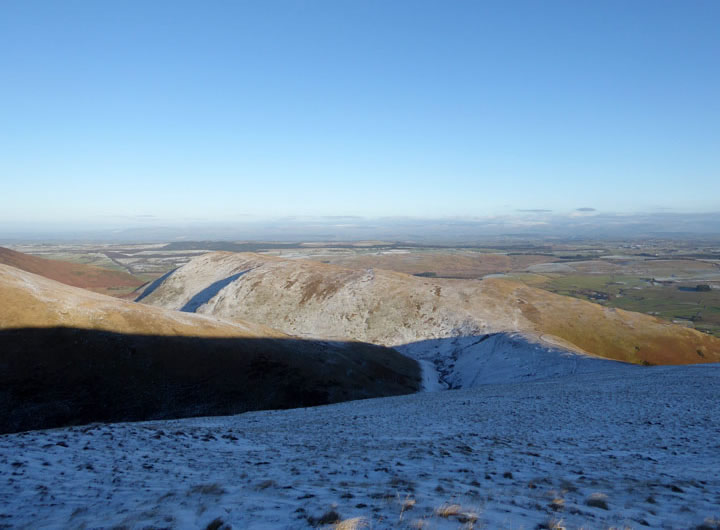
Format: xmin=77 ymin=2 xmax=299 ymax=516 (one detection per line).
xmin=1 ymin=365 xmax=719 ymax=529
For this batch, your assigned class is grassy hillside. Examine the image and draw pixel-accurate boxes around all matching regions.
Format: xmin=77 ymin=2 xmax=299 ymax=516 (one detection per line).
xmin=0 ymin=246 xmax=143 ymax=296
xmin=319 ymin=250 xmax=556 ymax=279
xmin=485 ymin=278 xmax=720 ymax=365
xmin=138 ymin=252 xmax=720 ymax=366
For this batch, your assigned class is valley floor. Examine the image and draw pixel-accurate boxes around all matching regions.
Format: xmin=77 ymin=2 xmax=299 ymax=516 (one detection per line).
xmin=1 ymin=365 xmax=719 ymax=529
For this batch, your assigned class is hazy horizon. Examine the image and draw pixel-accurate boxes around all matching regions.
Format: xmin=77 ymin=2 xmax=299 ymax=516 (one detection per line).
xmin=4 ymin=210 xmax=720 ymax=243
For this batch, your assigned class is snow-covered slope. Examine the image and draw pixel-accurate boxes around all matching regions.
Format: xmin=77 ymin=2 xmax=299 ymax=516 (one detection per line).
xmin=400 ymin=332 xmax=627 ymax=389
xmin=2 ymin=364 xmax=718 ymax=529
xmin=137 ymin=252 xmax=720 ymax=389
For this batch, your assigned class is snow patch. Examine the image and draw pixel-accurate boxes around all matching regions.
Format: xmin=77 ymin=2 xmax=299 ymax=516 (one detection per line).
xmin=397 ymin=333 xmax=626 ymax=388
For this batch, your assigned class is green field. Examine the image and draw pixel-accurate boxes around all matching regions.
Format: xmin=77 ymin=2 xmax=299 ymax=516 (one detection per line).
xmin=518 ymin=273 xmax=720 ymax=338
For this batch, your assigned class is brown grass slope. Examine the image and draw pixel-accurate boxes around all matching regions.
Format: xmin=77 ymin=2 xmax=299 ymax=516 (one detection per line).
xmin=138 ymin=252 xmax=720 ymax=365
xmin=0 ymin=264 xmax=420 ymax=433
xmin=321 ymin=251 xmax=555 ymax=278
xmin=0 ymin=246 xmax=143 ymax=295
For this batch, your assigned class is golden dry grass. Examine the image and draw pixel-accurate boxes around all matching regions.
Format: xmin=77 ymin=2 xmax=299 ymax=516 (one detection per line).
xmin=484 ymin=278 xmax=720 ymax=364
xmin=333 ymin=517 xmax=370 ymax=530
xmin=0 ymin=246 xmax=142 ymax=295
xmin=325 ymin=251 xmax=556 ymax=278
xmin=434 ymin=503 xmax=478 ymax=523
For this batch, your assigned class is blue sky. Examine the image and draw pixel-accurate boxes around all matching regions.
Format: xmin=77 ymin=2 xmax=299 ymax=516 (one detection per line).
xmin=1 ymin=0 xmax=719 ymax=228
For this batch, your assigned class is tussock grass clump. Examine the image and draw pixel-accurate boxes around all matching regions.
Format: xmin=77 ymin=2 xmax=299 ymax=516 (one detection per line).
xmin=436 ymin=503 xmax=462 ymax=517
xmin=536 ymin=517 xmax=566 ymax=530
xmin=333 ymin=517 xmax=369 ymax=530
xmin=307 ymin=509 xmax=341 ymax=526
xmin=205 ymin=517 xmax=231 ymax=530
xmin=435 ymin=503 xmax=478 ymax=523
xmin=585 ymin=492 xmax=609 ymax=510
xmin=549 ymin=497 xmax=565 ymax=511
xmin=399 ymin=496 xmax=416 ymax=521
xmin=189 ymin=483 xmax=226 ymax=496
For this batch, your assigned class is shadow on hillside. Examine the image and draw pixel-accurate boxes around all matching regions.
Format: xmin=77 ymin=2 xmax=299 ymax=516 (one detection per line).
xmin=180 ymin=270 xmax=251 ymax=312
xmin=134 ymin=268 xmax=177 ymax=302
xmin=0 ymin=327 xmax=420 ymax=434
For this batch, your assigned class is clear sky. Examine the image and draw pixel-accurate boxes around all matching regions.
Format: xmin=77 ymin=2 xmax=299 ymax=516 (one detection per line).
xmin=2 ymin=0 xmax=719 ymax=229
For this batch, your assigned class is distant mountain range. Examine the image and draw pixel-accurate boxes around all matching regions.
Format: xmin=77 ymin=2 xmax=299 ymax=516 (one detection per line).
xmin=4 ymin=212 xmax=720 ymax=243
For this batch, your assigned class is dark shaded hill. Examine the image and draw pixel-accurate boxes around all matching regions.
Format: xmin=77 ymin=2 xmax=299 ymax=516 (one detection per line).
xmin=0 ymin=328 xmax=419 ymax=434
xmin=0 ymin=264 xmax=420 ymax=433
